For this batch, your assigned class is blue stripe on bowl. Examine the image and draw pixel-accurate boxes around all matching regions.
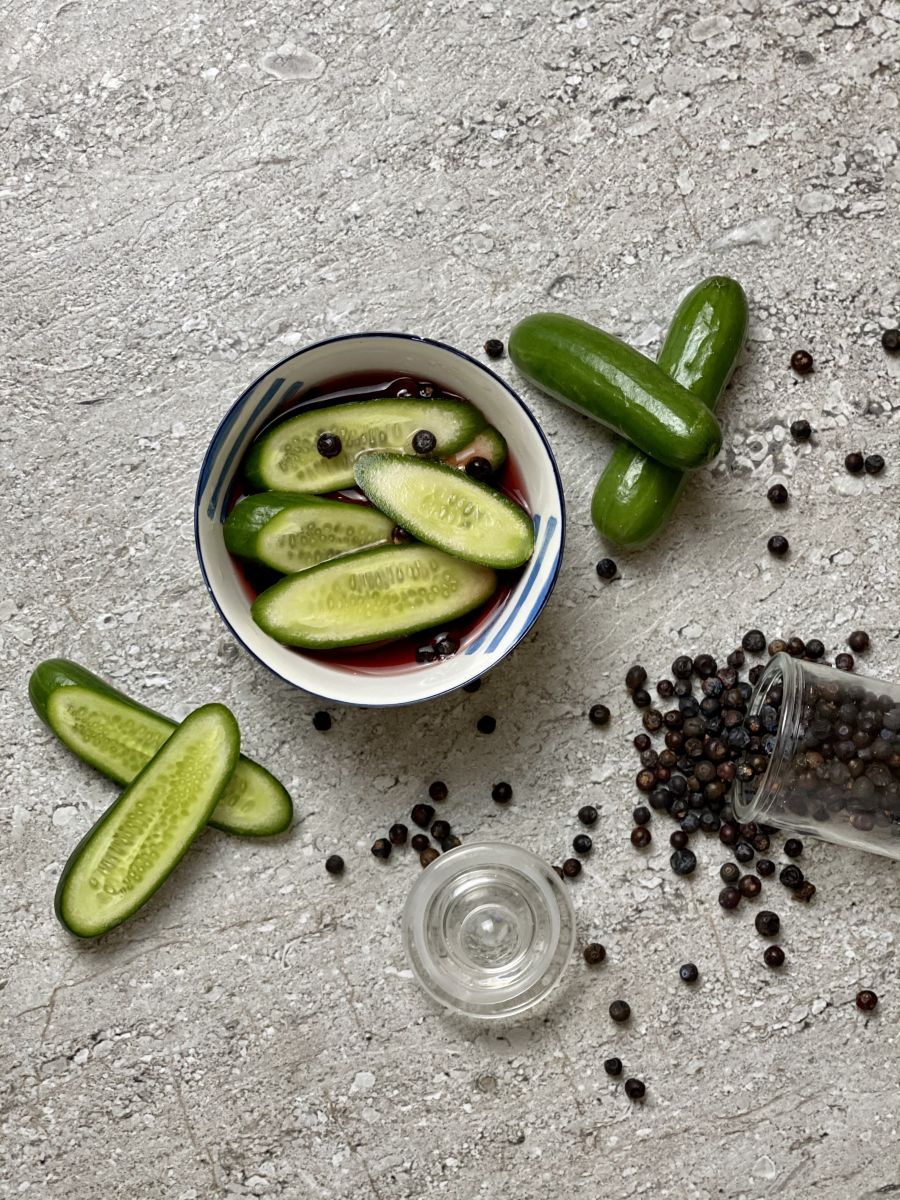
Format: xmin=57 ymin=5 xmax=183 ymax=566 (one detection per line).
xmin=198 ymin=377 xmax=283 ymax=498
xmin=465 ymin=508 xmax=556 ymax=657
xmin=486 ymin=514 xmax=558 ymax=654
xmin=276 ymin=378 xmax=305 ymax=408
xmin=464 ymin=515 xmax=543 ymax=655
xmin=495 ymin=529 xmax=562 ymax=655
xmin=205 ymin=377 xmax=286 ymax=520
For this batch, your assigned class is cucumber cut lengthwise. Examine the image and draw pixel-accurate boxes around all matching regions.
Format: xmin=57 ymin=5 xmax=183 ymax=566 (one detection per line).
xmin=224 ymin=492 xmax=395 ymax=573
xmin=354 ymin=454 xmax=534 ymax=569
xmin=29 ymin=659 xmax=293 ymax=837
xmin=508 ymin=313 xmax=723 ymax=471
xmin=56 ymin=703 xmax=240 ymax=938
xmin=251 ymin=544 xmax=497 ymax=649
xmin=591 ymin=277 xmax=748 ymax=549
xmin=245 ymin=398 xmax=487 ymax=494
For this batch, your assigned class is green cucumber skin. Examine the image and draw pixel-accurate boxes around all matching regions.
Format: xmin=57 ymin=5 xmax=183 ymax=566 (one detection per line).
xmin=445 ymin=426 xmax=508 ymax=472
xmin=244 ymin=398 xmax=486 ymax=494
xmin=223 ymin=491 xmax=304 ymax=559
xmin=55 ymin=703 xmax=240 ymax=938
xmin=354 ymin=454 xmax=534 ymax=570
xmin=481 ymin=426 xmax=508 ymax=471
xmin=252 ymin=544 xmax=497 ymax=649
xmin=224 ymin=492 xmax=393 ymax=572
xmin=29 ymin=660 xmax=293 ymax=837
xmin=509 ymin=313 xmax=723 ymax=470
xmin=591 ymin=277 xmax=749 ymax=549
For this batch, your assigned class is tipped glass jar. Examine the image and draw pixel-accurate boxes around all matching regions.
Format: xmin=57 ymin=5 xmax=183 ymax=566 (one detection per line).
xmin=734 ymin=653 xmax=900 ymax=860
xmin=402 ymin=842 xmax=576 ymax=1018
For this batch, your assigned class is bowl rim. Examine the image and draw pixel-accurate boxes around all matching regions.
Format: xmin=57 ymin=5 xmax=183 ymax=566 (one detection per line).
xmin=194 ymin=329 xmax=566 ymax=707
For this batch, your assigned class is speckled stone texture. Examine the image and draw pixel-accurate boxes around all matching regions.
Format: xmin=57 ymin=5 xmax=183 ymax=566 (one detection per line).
xmin=2 ymin=0 xmax=900 ymax=1196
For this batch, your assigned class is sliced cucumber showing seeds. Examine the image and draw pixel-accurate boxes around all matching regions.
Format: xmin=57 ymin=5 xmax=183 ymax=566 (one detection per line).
xmin=251 ymin=544 xmax=497 ymax=648
xmin=29 ymin=659 xmax=292 ymax=837
xmin=225 ymin=492 xmax=395 ymax=574
xmin=245 ymin=398 xmax=486 ymax=494
xmin=55 ymin=703 xmax=240 ymax=938
xmin=354 ymin=454 xmax=534 ymax=569
xmin=444 ymin=425 xmax=508 ymax=473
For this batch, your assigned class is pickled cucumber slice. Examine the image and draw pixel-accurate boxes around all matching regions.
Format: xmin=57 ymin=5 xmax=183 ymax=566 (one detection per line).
xmin=444 ymin=426 xmax=508 ymax=473
xmin=354 ymin=454 xmax=534 ymax=569
xmin=251 ymin=544 xmax=497 ymax=648
xmin=245 ymin=398 xmax=486 ymax=494
xmin=29 ymin=659 xmax=292 ymax=837
xmin=55 ymin=703 xmax=240 ymax=938
xmin=224 ymin=492 xmax=395 ymax=574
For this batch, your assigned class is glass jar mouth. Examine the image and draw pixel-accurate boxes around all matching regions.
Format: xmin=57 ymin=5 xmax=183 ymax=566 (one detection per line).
xmin=733 ymin=652 xmax=803 ymax=822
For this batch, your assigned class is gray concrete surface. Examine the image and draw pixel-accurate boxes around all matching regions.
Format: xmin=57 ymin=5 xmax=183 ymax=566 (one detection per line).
xmin=2 ymin=0 xmax=900 ymax=1196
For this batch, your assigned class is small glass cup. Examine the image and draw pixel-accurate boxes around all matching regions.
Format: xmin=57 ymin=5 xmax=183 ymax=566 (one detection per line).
xmin=734 ymin=652 xmax=900 ymax=860
xmin=402 ymin=841 xmax=576 ymax=1019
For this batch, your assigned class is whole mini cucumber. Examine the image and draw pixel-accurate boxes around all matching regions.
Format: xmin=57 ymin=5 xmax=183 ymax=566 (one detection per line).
xmin=508 ymin=313 xmax=723 ymax=470
xmin=591 ymin=277 xmax=748 ymax=548
xmin=224 ymin=492 xmax=395 ymax=574
xmin=29 ymin=659 xmax=293 ymax=837
xmin=55 ymin=703 xmax=240 ymax=938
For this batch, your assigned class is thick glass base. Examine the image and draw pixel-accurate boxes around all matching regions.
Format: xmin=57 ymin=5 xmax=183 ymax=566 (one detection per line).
xmin=402 ymin=842 xmax=576 ymax=1019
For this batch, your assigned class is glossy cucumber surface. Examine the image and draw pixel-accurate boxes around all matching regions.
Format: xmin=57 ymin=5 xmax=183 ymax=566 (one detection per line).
xmin=224 ymin=492 xmax=395 ymax=573
xmin=55 ymin=703 xmax=240 ymax=938
xmin=591 ymin=277 xmax=748 ymax=548
xmin=444 ymin=426 xmax=508 ymax=472
xmin=244 ymin=398 xmax=486 ymax=493
xmin=251 ymin=543 xmax=497 ymax=648
xmin=509 ymin=313 xmax=723 ymax=470
xmin=354 ymin=454 xmax=534 ymax=569
xmin=29 ymin=659 xmax=292 ymax=837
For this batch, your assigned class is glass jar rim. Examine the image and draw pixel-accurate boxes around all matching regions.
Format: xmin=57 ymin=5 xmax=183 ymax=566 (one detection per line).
xmin=733 ymin=652 xmax=803 ymax=822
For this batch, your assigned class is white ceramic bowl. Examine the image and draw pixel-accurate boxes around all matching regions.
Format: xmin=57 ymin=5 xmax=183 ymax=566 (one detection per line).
xmin=195 ymin=332 xmax=565 ymax=707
